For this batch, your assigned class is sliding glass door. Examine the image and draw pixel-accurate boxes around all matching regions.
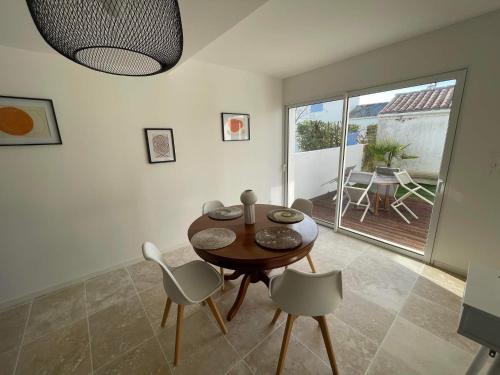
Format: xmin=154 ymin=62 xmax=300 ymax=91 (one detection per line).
xmin=285 ymin=70 xmax=466 ymax=260
xmin=286 ymin=98 xmax=345 ymax=225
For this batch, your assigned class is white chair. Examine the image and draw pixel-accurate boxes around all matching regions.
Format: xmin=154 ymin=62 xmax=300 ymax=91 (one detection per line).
xmin=269 ymin=269 xmax=343 ymax=374
xmin=290 ymin=198 xmax=317 ymax=273
xmin=341 ymin=171 xmax=375 ymax=223
xmin=391 ymin=170 xmax=435 ymax=224
xmin=320 ymin=165 xmax=357 ymax=201
xmin=202 ymin=200 xmax=226 ymax=291
xmin=142 ymin=242 xmax=227 ymax=366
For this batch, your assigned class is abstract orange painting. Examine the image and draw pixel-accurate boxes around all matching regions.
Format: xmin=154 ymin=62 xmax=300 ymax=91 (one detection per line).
xmin=0 ymin=96 xmax=61 ymax=146
xmin=221 ymin=113 xmax=250 ymax=141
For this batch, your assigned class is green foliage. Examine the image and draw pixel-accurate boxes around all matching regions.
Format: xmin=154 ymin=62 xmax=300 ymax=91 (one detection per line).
xmin=296 ymin=120 xmax=342 ymax=152
xmin=364 ymin=138 xmax=418 ymax=168
xmin=348 ymin=124 xmax=361 ymax=133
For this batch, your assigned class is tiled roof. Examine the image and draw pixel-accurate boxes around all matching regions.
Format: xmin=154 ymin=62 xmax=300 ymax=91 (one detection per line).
xmin=349 ymin=102 xmax=388 ymax=119
xmin=379 ymin=86 xmax=454 ymax=115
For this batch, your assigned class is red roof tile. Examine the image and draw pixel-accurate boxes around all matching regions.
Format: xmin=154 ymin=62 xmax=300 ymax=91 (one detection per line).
xmin=379 ymin=86 xmax=454 ymax=114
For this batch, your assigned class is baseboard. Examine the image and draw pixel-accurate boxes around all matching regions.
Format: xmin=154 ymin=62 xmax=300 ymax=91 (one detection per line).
xmin=0 ymin=241 xmax=191 ymax=312
xmin=430 ymin=259 xmax=467 ymax=278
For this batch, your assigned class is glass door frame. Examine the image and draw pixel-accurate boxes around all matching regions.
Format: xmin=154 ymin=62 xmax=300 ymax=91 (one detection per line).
xmin=283 ymin=94 xmax=347 ymax=227
xmin=284 ymin=69 xmax=467 ymax=263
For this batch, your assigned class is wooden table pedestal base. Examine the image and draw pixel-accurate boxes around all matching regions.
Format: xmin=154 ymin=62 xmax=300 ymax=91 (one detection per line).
xmin=224 ymin=270 xmax=270 ymax=321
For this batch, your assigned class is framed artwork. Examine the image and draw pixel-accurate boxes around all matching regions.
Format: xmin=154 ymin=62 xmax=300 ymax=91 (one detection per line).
xmin=144 ymin=128 xmax=176 ymax=163
xmin=221 ymin=113 xmax=250 ymax=141
xmin=0 ymin=95 xmax=61 ymax=146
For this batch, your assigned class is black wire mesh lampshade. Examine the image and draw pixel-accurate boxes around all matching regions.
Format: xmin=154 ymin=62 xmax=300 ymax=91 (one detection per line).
xmin=26 ymin=0 xmax=183 ymax=76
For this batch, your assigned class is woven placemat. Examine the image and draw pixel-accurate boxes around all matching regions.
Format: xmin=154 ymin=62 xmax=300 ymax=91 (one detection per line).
xmin=255 ymin=227 xmax=302 ymax=251
xmin=267 ymin=209 xmax=304 ymax=224
xmin=191 ymin=228 xmax=236 ymax=250
xmin=208 ymin=206 xmax=243 ymax=220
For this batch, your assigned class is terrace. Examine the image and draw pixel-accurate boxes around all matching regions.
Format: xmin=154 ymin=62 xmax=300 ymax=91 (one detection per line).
xmin=311 ymin=191 xmax=432 ymax=252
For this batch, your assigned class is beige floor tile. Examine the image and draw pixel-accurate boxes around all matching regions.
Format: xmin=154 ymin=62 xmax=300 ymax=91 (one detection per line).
xmin=157 ymin=310 xmax=239 ymax=374
xmin=227 ymin=360 xmax=254 ymax=375
xmin=139 ymin=284 xmax=203 ymax=334
xmin=89 ymin=294 xmax=154 ymax=369
xmin=366 ymin=348 xmax=421 ymax=375
xmin=24 ymin=283 xmax=85 ymax=344
xmin=16 ymin=319 xmax=91 ymax=375
xmin=245 ymin=324 xmax=331 ymax=374
xmin=0 ymin=347 xmax=19 ymax=375
xmin=400 ymin=293 xmax=478 ymax=354
xmin=381 ymin=317 xmax=472 ymax=375
xmin=127 ymin=260 xmax=163 ymax=292
xmin=411 ymin=276 xmax=463 ymax=313
xmin=95 ymin=337 xmax=170 ymax=375
xmin=0 ymin=303 xmax=30 ymax=353
xmin=343 ymin=252 xmax=419 ymax=312
xmin=217 ymin=282 xmax=285 ymax=357
xmin=85 ymin=268 xmax=137 ymax=315
xmin=421 ymin=265 xmax=465 ymax=300
xmin=294 ymin=315 xmax=378 ymax=375
xmin=334 ymin=289 xmax=396 ymax=345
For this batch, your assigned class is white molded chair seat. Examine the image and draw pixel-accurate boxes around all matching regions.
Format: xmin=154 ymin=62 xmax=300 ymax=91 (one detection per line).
xmin=170 ymin=260 xmax=222 ymax=303
xmin=269 ymin=269 xmax=342 ymax=317
xmin=269 ymin=268 xmax=343 ymax=374
xmin=290 ymin=198 xmax=317 ymax=273
xmin=142 ymin=242 xmax=227 ymax=366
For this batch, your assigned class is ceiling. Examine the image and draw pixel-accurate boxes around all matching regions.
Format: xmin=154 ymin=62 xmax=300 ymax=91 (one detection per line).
xmin=194 ymin=0 xmax=500 ymax=78
xmin=0 ymin=0 xmax=268 ymax=64
xmin=2 ymin=0 xmax=500 ymax=79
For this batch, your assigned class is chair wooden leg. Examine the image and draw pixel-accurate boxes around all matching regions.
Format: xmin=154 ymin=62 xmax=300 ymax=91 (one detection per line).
xmin=220 ymin=267 xmax=225 ymax=291
xmin=161 ymin=298 xmax=172 ymax=328
xmin=306 ymin=254 xmax=317 ymax=273
xmin=276 ymin=314 xmax=296 ymax=375
xmin=206 ymin=296 xmax=228 ymax=334
xmin=316 ymin=316 xmax=339 ymax=375
xmin=174 ymin=304 xmax=184 ymax=366
xmin=271 ymin=308 xmax=282 ymax=325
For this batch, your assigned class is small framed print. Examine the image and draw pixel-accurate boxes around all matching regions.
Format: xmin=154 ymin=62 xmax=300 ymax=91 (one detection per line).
xmin=221 ymin=113 xmax=250 ymax=141
xmin=0 ymin=95 xmax=61 ymax=146
xmin=144 ymin=128 xmax=176 ymax=164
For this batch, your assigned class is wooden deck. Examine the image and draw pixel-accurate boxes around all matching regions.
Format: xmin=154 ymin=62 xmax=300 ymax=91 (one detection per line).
xmin=311 ymin=191 xmax=432 ymax=252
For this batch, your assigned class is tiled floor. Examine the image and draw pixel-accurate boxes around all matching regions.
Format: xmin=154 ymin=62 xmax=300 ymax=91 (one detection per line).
xmin=0 ymin=226 xmax=494 ymax=374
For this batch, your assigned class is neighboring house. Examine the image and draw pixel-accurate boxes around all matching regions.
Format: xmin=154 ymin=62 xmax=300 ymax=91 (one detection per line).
xmin=377 ymin=86 xmax=454 ymax=180
xmin=349 ymin=102 xmax=388 ymax=128
xmin=298 ymin=97 xmax=360 ymax=123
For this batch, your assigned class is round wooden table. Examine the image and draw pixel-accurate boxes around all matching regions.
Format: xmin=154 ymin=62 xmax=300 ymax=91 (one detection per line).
xmin=187 ymin=204 xmax=318 ymax=321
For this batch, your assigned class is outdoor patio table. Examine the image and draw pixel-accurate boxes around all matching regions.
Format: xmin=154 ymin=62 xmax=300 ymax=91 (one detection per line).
xmin=188 ymin=204 xmax=318 ymax=321
xmin=371 ymin=173 xmax=400 ymax=215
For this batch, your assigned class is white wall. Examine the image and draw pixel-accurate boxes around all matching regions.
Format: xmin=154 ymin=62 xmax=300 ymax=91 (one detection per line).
xmin=284 ymin=10 xmax=500 ymax=275
xmin=0 ymin=46 xmax=283 ymax=305
xmin=291 ymin=145 xmax=364 ymax=201
xmin=378 ymin=110 xmax=450 ymax=179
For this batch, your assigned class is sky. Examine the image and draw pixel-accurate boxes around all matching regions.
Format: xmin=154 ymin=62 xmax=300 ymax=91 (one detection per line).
xmin=357 ymin=79 xmax=456 ymax=105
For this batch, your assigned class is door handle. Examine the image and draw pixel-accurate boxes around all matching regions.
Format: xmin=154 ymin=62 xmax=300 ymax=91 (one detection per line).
xmin=437 ymin=179 xmax=445 ymax=194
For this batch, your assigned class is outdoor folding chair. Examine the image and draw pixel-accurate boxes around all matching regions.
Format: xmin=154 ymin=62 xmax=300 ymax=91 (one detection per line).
xmin=341 ymin=171 xmax=375 ymax=223
xmin=391 ymin=170 xmax=436 ymax=224
xmin=320 ymin=165 xmax=357 ymax=201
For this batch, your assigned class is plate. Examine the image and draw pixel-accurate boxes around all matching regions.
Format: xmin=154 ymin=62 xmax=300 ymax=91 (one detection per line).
xmin=255 ymin=227 xmax=302 ymax=251
xmin=267 ymin=209 xmax=304 ymax=224
xmin=191 ymin=228 xmax=236 ymax=250
xmin=208 ymin=206 xmax=243 ymax=220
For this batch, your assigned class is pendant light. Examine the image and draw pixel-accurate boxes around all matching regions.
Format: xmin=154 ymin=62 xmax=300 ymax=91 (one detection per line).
xmin=26 ymin=0 xmax=183 ymax=76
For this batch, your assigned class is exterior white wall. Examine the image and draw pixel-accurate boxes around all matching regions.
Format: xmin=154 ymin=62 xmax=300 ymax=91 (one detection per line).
xmin=283 ymin=10 xmax=500 ymax=275
xmin=290 ymin=144 xmax=364 ymax=201
xmin=377 ymin=110 xmax=450 ymax=179
xmin=0 ymin=45 xmax=283 ymax=305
